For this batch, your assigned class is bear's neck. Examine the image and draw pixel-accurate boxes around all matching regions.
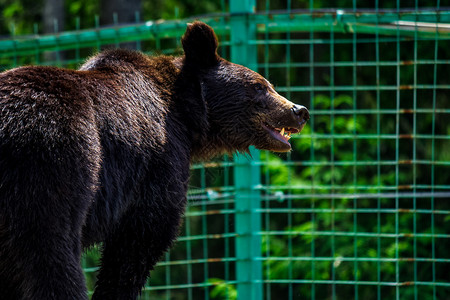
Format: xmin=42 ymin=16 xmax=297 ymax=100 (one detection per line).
xmin=156 ymin=57 xmax=244 ymax=161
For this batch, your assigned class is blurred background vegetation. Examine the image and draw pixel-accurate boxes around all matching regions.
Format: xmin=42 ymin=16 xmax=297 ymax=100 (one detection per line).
xmin=3 ymin=0 xmax=447 ymax=35
xmin=0 ymin=0 xmax=449 ymax=299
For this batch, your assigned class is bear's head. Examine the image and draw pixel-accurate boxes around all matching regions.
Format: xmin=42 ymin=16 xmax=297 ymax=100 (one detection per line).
xmin=181 ymin=22 xmax=309 ymax=157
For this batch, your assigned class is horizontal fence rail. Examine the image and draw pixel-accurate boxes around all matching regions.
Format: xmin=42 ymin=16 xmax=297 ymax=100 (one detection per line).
xmin=1 ymin=9 xmax=450 ymax=60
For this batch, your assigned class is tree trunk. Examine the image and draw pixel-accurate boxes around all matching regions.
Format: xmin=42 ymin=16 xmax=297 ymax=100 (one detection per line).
xmin=43 ymin=0 xmax=65 ymax=63
xmin=101 ymin=0 xmax=141 ymax=49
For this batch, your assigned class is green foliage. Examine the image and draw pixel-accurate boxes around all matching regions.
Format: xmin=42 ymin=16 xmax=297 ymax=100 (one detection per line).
xmin=0 ymin=0 xmax=40 ymax=34
xmin=259 ymin=87 xmax=449 ymax=298
xmin=0 ymin=0 xmax=225 ymax=35
xmin=66 ymin=0 xmax=100 ymax=29
xmin=208 ymin=278 xmax=237 ymax=300
xmin=143 ymin=0 xmax=224 ymax=21
xmin=82 ymin=247 xmax=101 ymax=293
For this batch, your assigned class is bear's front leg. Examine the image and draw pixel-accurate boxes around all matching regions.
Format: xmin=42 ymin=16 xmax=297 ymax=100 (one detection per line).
xmin=92 ymin=203 xmax=185 ymax=300
xmin=0 ymin=226 xmax=88 ymax=300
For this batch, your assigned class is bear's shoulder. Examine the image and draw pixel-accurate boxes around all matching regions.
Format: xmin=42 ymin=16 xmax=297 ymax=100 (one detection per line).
xmin=79 ymin=49 xmax=153 ymax=71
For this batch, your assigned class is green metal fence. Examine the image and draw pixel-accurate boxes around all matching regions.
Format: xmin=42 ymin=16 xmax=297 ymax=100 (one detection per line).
xmin=1 ymin=1 xmax=449 ymax=299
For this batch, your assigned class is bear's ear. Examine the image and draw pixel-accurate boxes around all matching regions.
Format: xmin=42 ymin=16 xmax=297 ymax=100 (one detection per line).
xmin=182 ymin=21 xmax=219 ymax=68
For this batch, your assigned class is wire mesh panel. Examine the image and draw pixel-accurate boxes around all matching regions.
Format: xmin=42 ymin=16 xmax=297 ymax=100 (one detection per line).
xmin=0 ymin=1 xmax=449 ymax=300
xmin=256 ymin=20 xmax=446 ymax=300
xmin=252 ymin=2 xmax=450 ymax=300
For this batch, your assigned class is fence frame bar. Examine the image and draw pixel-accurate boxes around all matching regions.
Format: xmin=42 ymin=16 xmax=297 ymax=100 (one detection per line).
xmin=230 ymin=1 xmax=263 ymax=299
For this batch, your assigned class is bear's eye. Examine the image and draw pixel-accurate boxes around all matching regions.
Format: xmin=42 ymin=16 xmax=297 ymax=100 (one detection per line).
xmin=254 ymin=83 xmax=266 ymax=92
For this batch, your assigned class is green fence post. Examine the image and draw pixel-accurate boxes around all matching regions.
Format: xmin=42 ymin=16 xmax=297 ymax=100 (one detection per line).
xmin=230 ymin=1 xmax=262 ymax=300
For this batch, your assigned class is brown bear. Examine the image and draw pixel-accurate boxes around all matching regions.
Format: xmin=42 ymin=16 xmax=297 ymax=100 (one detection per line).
xmin=0 ymin=22 xmax=309 ymax=299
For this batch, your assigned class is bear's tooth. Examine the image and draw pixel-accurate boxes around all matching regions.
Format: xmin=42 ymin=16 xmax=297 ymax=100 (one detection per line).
xmin=280 ymin=128 xmax=285 ymax=136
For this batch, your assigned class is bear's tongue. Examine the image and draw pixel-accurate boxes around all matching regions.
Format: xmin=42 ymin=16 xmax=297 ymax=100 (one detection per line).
xmin=263 ymin=124 xmax=295 ymax=145
xmin=273 ymin=127 xmax=291 ymax=142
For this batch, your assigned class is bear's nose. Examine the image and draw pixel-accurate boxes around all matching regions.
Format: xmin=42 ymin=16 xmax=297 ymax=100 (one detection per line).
xmin=292 ymin=105 xmax=310 ymax=123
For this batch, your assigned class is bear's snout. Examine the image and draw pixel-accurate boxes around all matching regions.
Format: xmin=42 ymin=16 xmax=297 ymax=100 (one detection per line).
xmin=291 ymin=104 xmax=310 ymax=125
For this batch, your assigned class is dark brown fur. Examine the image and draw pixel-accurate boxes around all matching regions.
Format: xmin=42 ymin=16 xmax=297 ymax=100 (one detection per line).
xmin=0 ymin=22 xmax=308 ymax=299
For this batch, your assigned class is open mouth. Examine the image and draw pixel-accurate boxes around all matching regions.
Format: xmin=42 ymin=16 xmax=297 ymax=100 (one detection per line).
xmin=262 ymin=122 xmax=303 ymax=149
